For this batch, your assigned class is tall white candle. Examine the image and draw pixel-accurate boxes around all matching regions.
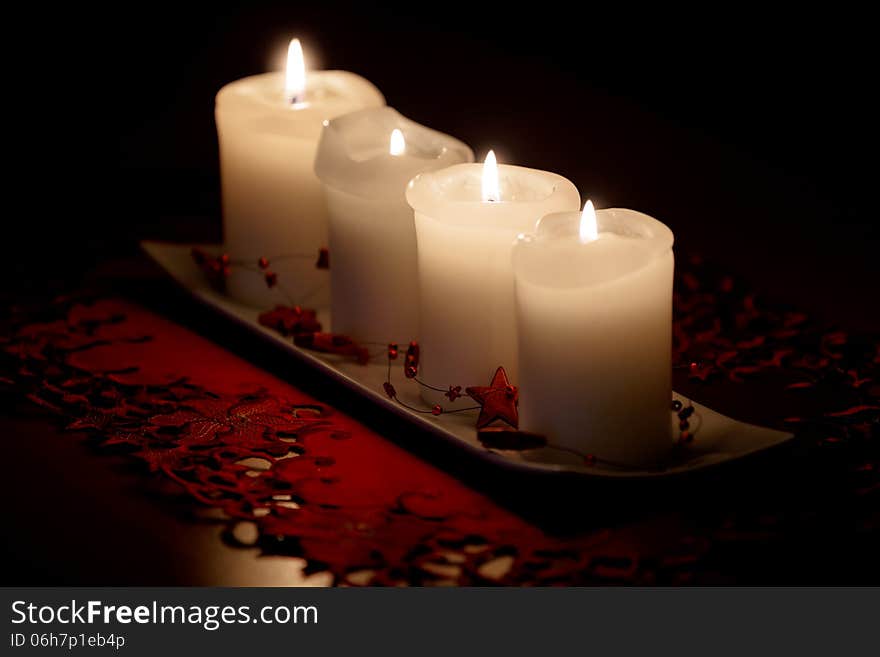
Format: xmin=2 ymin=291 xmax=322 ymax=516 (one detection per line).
xmin=406 ymin=155 xmax=580 ymax=402
xmin=512 ymin=203 xmax=675 ymax=466
xmin=215 ymin=39 xmax=385 ymax=308
xmin=314 ymin=107 xmax=473 ymax=344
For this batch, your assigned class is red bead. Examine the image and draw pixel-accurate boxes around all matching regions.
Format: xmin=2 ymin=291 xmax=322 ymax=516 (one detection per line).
xmin=265 ymin=271 xmax=278 ymax=288
xmin=388 ymin=343 xmax=399 ymax=359
xmin=679 ymin=420 xmax=690 ymax=430
xmin=219 ymin=253 xmax=231 ymax=266
xmin=405 ymin=365 xmax=417 ymax=379
xmin=258 ymin=257 xmax=270 ymax=269
xmin=431 ymin=404 xmax=442 ymax=416
xmin=405 ymin=342 xmax=420 ymax=368
xmin=584 ymin=454 xmax=596 ymax=466
xmin=679 ymin=430 xmax=692 ymax=443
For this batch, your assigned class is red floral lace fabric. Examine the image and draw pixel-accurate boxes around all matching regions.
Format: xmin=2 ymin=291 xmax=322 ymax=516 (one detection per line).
xmin=1 ymin=259 xmax=877 ymax=584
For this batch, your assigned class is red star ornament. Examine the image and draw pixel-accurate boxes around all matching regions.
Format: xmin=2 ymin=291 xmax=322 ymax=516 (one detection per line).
xmin=465 ymin=366 xmax=519 ymax=429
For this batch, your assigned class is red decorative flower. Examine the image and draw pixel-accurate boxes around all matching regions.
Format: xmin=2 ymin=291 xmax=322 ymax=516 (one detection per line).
xmin=135 ymin=445 xmax=192 ymax=472
xmin=150 ymin=396 xmax=313 ymax=448
xmin=190 ymin=249 xmax=230 ymax=291
xmin=258 ymin=305 xmax=322 ymax=336
xmin=445 ymin=385 xmax=462 ymax=402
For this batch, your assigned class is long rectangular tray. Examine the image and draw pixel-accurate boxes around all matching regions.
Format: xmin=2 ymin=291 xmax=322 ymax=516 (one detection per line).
xmin=142 ymin=241 xmax=794 ymax=479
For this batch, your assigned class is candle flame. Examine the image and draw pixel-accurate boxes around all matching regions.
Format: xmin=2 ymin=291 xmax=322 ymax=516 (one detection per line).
xmin=579 ymin=200 xmax=598 ymax=243
xmin=389 ymin=129 xmax=406 ymax=156
xmin=481 ymin=150 xmax=500 ymax=202
xmin=285 ymin=38 xmax=306 ymax=104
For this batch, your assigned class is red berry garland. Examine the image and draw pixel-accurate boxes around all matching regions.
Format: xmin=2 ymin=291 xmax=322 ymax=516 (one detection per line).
xmin=191 ymin=245 xmax=699 ymax=453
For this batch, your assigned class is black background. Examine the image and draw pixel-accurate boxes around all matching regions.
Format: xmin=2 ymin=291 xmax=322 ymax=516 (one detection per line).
xmin=7 ymin=1 xmax=878 ymax=328
xmin=1 ymin=2 xmax=878 ymax=585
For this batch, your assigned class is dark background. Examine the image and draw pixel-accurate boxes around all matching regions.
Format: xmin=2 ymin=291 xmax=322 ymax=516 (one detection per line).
xmin=8 ymin=1 xmax=878 ymax=329
xmin=2 ymin=3 xmax=877 ymax=584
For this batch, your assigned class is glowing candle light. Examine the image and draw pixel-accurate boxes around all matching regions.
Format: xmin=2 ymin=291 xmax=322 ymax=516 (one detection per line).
xmin=284 ymin=38 xmax=306 ymax=105
xmin=215 ymin=38 xmax=385 ymax=308
xmin=315 ymin=107 xmax=473 ymax=343
xmin=406 ymin=153 xmax=580 ymax=403
xmin=389 ymin=128 xmax=406 ymax=156
xmin=579 ymin=199 xmax=598 ymax=243
xmin=481 ymin=150 xmax=500 ymax=202
xmin=513 ymin=204 xmax=675 ymax=466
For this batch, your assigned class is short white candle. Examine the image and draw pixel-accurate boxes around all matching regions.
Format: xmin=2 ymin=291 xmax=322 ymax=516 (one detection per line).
xmin=512 ymin=202 xmax=675 ymax=465
xmin=406 ymin=154 xmax=580 ymax=402
xmin=215 ymin=39 xmax=385 ymax=308
xmin=314 ymin=107 xmax=473 ymax=343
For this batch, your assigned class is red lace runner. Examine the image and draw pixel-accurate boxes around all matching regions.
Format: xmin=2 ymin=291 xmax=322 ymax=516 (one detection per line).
xmin=1 ymin=259 xmax=878 ymax=584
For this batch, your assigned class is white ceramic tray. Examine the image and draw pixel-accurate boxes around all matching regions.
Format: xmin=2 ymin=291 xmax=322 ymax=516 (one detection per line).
xmin=142 ymin=241 xmax=795 ymax=479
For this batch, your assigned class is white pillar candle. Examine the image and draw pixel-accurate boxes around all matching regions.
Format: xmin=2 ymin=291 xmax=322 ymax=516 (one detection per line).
xmin=314 ymin=107 xmax=473 ymax=344
xmin=512 ymin=203 xmax=675 ymax=466
xmin=215 ymin=39 xmax=385 ymax=308
xmin=405 ymin=155 xmax=580 ymax=403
